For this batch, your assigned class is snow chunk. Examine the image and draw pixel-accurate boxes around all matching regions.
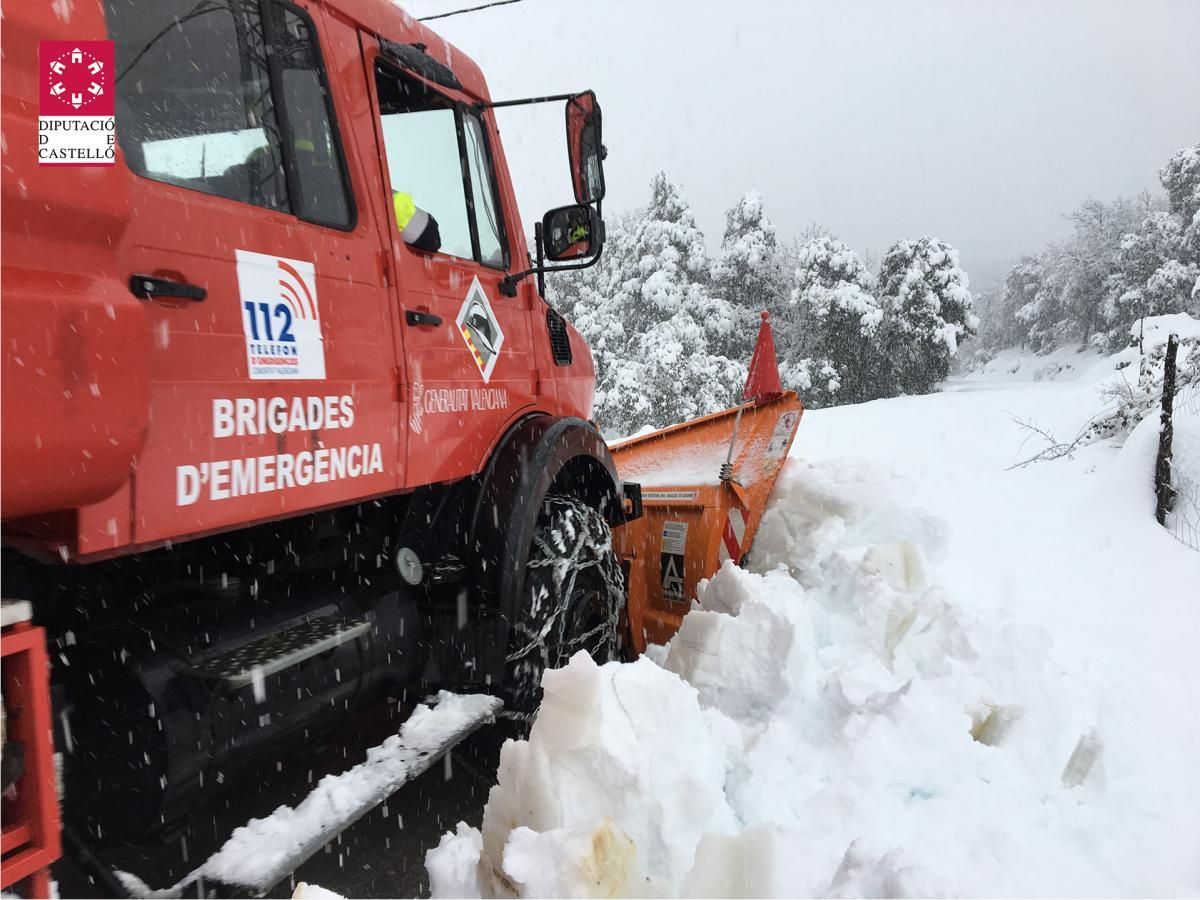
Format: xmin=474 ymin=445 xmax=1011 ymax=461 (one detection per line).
xmin=469 ymin=653 xmax=738 ymax=895
xmin=502 ymin=820 xmax=662 ymax=899
xmin=664 ymin=565 xmax=800 ymax=720
xmin=426 ymin=823 xmax=485 ymax=900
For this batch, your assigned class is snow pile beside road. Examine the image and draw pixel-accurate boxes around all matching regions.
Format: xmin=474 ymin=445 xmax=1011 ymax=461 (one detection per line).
xmin=425 ymin=454 xmax=997 ymax=896
xmin=428 ymin=330 xmax=1200 ymax=896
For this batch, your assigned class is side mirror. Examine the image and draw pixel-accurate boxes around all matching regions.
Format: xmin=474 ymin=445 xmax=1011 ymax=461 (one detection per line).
xmin=566 ymin=91 xmax=605 ymax=205
xmin=542 ymin=204 xmax=603 ymax=262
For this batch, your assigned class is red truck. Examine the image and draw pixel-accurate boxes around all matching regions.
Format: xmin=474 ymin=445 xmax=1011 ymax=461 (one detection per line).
xmin=4 ymin=0 xmax=627 ymax=860
xmin=1 ymin=1 xmax=801 ymax=894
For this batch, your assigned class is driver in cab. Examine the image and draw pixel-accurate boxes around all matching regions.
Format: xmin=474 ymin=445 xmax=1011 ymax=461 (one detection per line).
xmin=393 ymin=191 xmax=441 ymax=253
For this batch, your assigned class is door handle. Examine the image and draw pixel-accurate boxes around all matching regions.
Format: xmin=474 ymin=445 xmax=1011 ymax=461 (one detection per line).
xmin=405 ymin=309 xmax=442 ymax=327
xmin=130 ymin=274 xmax=206 ymax=302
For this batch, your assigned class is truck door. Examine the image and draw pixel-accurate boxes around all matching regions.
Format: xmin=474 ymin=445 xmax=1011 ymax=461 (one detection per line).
xmin=367 ymin=56 xmax=535 ymax=487
xmin=104 ymin=0 xmax=398 ymax=545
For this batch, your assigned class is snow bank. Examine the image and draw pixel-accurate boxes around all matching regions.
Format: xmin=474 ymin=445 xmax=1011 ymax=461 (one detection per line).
xmin=424 ymin=458 xmax=1109 ymax=896
xmin=427 ymin=333 xmax=1200 ymax=897
xmin=1135 ymin=311 xmax=1200 ymax=344
xmin=964 ymin=312 xmax=1200 ymax=388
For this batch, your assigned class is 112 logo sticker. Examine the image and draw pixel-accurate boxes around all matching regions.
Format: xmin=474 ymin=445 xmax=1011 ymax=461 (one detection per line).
xmin=236 ymin=249 xmax=326 ymax=380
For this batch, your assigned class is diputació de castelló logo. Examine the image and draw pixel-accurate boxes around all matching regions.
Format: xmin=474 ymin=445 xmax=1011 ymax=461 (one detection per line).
xmin=38 ymin=40 xmax=116 ymax=166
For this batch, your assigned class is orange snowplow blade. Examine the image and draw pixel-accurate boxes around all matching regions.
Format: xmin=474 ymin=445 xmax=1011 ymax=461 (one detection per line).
xmin=611 ymin=392 xmax=803 ymax=654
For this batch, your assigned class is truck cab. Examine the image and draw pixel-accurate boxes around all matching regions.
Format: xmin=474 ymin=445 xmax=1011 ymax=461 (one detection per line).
xmin=3 ymin=0 xmax=603 ymax=561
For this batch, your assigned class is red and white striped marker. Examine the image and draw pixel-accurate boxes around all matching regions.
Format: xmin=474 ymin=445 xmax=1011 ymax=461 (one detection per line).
xmin=718 ymin=507 xmax=747 ymax=565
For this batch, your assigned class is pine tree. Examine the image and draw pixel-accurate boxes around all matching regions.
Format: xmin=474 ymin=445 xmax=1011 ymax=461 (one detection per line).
xmin=1159 ymin=142 xmax=1200 ymax=259
xmin=877 ymin=237 xmax=977 ymax=394
xmin=556 ymin=172 xmax=745 ymax=436
xmin=788 ymin=236 xmax=884 ymax=405
xmin=709 ymin=191 xmax=788 ymax=363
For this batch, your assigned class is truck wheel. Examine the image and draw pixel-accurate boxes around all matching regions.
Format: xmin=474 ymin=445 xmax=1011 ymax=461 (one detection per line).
xmin=504 ymin=494 xmax=625 ymax=715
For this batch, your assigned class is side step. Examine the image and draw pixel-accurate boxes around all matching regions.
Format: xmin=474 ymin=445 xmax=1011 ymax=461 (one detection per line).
xmin=190 ymin=616 xmax=370 ymax=688
xmin=117 ymin=691 xmax=502 ymax=898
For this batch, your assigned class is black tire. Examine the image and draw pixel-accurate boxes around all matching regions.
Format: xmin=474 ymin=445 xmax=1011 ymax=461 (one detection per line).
xmin=503 ymin=494 xmax=625 ymax=714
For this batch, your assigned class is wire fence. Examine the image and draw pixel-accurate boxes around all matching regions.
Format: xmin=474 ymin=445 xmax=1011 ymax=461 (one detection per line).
xmin=1168 ymin=471 xmax=1200 ymax=551
xmin=1177 ymin=377 xmax=1200 ymax=416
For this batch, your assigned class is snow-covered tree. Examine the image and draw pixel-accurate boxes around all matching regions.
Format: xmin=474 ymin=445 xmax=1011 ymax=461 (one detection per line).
xmin=553 ymin=172 xmax=745 ymax=436
xmin=978 ymin=260 xmax=1036 ymax=350
xmin=786 ymin=236 xmax=884 ymax=405
xmin=985 ymin=198 xmax=1145 ymax=352
xmin=709 ymin=191 xmax=788 ymax=362
xmin=1098 ymin=146 xmax=1200 ymax=347
xmin=877 ymin=237 xmax=977 ymax=394
xmin=1012 ymin=243 xmax=1077 ymax=352
xmin=1103 ymin=210 xmax=1195 ymax=347
xmin=1062 ymin=197 xmax=1147 ymax=344
xmin=980 ymin=143 xmax=1200 ymax=354
xmin=611 ymin=173 xmax=710 ymax=326
xmin=614 ymin=319 xmax=748 ymax=433
xmin=1160 ymin=142 xmax=1200 ymax=255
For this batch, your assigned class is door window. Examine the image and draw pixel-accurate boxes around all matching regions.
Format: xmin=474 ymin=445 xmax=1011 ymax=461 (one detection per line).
xmin=380 ymin=107 xmax=474 ymax=260
xmin=104 ymin=0 xmax=351 ymax=228
xmin=270 ymin=3 xmax=353 ymax=227
xmin=374 ymin=64 xmax=509 ymax=269
xmin=463 ymin=112 xmax=505 ymax=267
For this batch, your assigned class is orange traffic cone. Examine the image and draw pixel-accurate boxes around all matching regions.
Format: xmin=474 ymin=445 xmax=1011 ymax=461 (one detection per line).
xmin=743 ymin=311 xmax=783 ymax=404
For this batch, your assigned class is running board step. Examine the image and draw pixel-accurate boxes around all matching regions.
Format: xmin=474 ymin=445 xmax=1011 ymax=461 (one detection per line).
xmin=191 ymin=615 xmax=370 ymax=688
xmin=117 ymin=692 xmax=502 ymax=898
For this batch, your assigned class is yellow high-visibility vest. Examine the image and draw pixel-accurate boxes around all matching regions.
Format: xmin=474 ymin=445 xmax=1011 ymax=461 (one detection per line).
xmin=393 ymin=191 xmax=417 ymax=230
xmin=392 ymin=191 xmax=432 ymax=246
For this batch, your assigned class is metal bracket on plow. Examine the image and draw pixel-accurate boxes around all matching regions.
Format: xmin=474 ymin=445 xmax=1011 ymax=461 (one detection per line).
xmin=118 ymin=692 xmax=502 ymax=899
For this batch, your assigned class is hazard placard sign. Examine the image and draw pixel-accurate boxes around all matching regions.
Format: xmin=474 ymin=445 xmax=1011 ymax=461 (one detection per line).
xmin=660 ymin=520 xmax=688 ymax=601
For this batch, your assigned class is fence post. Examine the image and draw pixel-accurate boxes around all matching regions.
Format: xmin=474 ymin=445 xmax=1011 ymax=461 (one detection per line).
xmin=1155 ymin=333 xmax=1179 ymax=526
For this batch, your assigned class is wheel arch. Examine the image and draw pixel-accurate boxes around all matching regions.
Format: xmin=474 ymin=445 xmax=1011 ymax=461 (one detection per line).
xmin=468 ymin=415 xmax=625 ymax=626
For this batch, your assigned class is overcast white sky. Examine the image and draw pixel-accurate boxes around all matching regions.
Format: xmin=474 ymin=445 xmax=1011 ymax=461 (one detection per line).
xmin=401 ymin=0 xmax=1200 ymax=287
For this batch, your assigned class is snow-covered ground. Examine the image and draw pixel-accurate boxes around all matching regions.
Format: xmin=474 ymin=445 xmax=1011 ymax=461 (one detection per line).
xmin=424 ymin=318 xmax=1200 ymax=898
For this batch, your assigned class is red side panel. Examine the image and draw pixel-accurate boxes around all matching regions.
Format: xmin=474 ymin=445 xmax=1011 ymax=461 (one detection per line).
xmin=0 ymin=3 xmax=147 ymax=522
